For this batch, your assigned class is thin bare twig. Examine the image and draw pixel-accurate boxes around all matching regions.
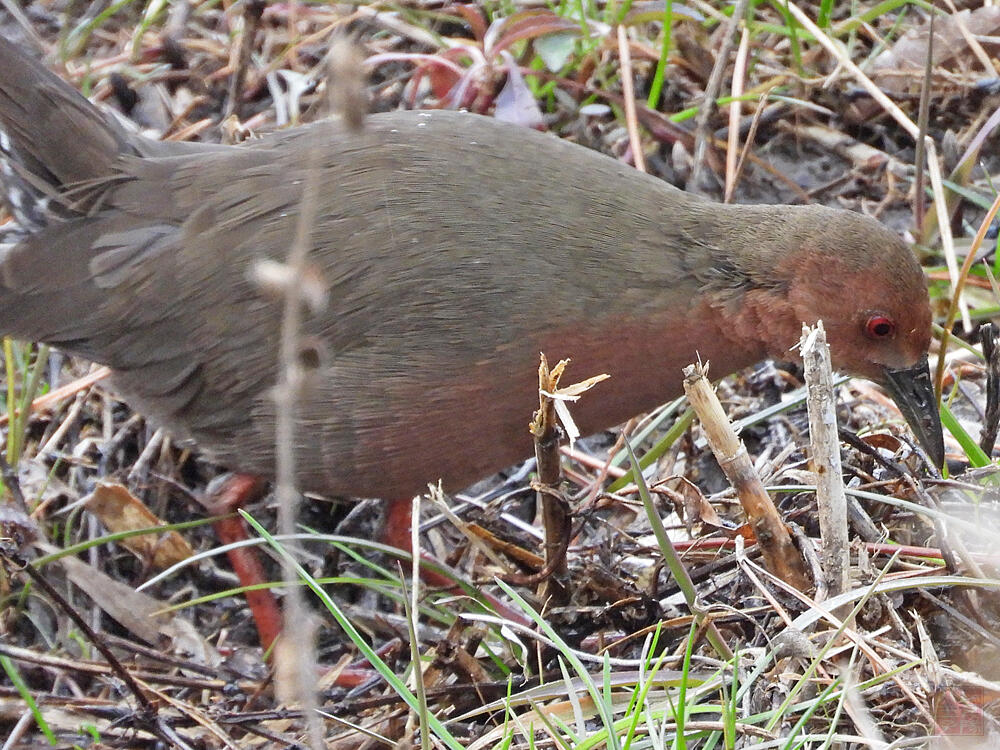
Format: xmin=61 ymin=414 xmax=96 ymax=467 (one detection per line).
xmin=723 ymin=25 xmax=749 ymax=203
xmin=271 ymin=113 xmax=325 ymax=750
xmin=691 ymin=0 xmax=750 ymax=189
xmin=616 ymin=24 xmax=645 ymax=173
xmin=912 ymin=13 xmax=933 ymax=229
xmin=225 ymin=0 xmax=266 ymax=121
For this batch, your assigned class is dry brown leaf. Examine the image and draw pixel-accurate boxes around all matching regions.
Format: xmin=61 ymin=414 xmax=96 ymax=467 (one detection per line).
xmin=61 ymin=556 xmax=218 ymax=666
xmin=655 ymin=475 xmax=724 ymax=533
xmin=869 ymin=8 xmax=1000 ymax=96
xmin=84 ymin=482 xmax=194 ymax=569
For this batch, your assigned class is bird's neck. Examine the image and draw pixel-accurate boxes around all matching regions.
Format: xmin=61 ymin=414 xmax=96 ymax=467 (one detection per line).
xmin=536 ymin=300 xmax=771 ymax=439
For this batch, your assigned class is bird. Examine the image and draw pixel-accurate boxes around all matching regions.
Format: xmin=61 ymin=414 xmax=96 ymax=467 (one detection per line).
xmin=0 ymin=37 xmax=943 ymax=509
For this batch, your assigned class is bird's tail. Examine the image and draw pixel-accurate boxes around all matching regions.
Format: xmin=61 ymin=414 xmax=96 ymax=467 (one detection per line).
xmin=0 ymin=38 xmax=135 ymax=233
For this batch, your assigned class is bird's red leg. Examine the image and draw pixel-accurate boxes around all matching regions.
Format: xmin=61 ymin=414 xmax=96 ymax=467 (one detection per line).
xmin=204 ymin=487 xmax=527 ymax=654
xmin=202 ymin=474 xmax=282 ymax=651
xmin=380 ymin=497 xmax=415 ymax=556
xmin=381 ymin=497 xmax=475 ymax=591
xmin=201 ymin=486 xmax=440 ymax=652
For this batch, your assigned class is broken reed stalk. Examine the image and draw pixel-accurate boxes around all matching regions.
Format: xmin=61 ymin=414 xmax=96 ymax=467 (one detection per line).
xmin=801 ymin=322 xmax=849 ymax=601
xmin=530 ymin=354 xmax=570 ymax=606
xmin=682 ymin=361 xmax=811 ymax=592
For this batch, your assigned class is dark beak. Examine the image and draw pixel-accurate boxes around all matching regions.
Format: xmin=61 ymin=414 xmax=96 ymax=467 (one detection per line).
xmin=881 ymin=355 xmax=944 ymax=468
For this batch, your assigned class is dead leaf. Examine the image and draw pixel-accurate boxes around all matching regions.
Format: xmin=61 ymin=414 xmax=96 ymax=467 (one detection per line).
xmin=869 ymin=8 xmax=1000 ymax=96
xmin=61 ymin=556 xmax=218 ymax=666
xmin=84 ymin=482 xmax=194 ymax=570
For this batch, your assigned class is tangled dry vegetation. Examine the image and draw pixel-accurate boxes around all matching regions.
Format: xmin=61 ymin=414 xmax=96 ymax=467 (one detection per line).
xmin=3 ymin=1 xmax=1000 ymax=748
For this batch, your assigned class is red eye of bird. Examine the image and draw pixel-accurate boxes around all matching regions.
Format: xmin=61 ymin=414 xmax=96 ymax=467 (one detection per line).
xmin=864 ymin=315 xmax=896 ymax=339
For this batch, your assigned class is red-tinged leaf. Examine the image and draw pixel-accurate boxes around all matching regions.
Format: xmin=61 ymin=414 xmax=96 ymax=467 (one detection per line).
xmin=447 ymin=3 xmax=489 ymax=43
xmin=367 ymin=51 xmax=472 ymax=102
xmin=434 ymin=48 xmax=488 ymax=109
xmin=444 ymin=70 xmax=484 ymax=110
xmin=490 ymin=10 xmax=582 ymax=57
xmin=426 ymin=62 xmax=463 ymax=100
xmin=397 ymin=48 xmax=478 ymax=101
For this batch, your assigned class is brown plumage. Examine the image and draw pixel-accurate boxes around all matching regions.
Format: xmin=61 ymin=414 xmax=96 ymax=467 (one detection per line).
xmin=0 ymin=38 xmax=943 ymax=499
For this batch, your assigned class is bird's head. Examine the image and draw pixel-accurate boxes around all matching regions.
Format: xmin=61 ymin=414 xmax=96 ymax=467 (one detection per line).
xmin=782 ymin=209 xmax=942 ymax=467
xmin=718 ymin=205 xmax=943 ymax=466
